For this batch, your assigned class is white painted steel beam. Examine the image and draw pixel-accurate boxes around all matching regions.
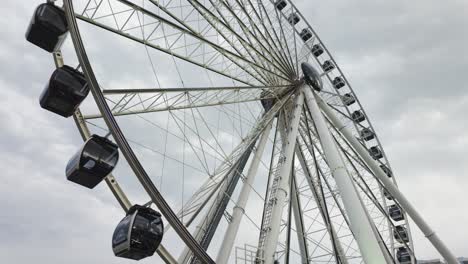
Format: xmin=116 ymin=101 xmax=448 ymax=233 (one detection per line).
xmin=315 ymin=95 xmax=459 ymax=264
xmin=303 ymin=87 xmax=388 ymax=264
xmin=295 ymin=145 xmax=348 ymax=264
xmin=216 ymin=121 xmax=274 ymax=264
xmin=261 ymin=88 xmax=305 ymax=263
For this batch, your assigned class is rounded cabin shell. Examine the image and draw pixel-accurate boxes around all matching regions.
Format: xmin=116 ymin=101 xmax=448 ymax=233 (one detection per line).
xmin=369 ymin=146 xmax=383 ymax=160
xmin=25 ymin=3 xmax=68 ymax=52
xmin=66 ymin=135 xmax=119 ymax=189
xmin=343 ymin=93 xmax=356 ymax=106
xmin=397 ymin=247 xmax=411 ymax=264
xmin=360 ymin=128 xmax=375 ymax=141
xmin=112 ymin=205 xmax=164 ymax=260
xmin=332 ymin=77 xmax=346 ymax=89
xmin=275 ymin=0 xmax=287 ymax=11
xmin=40 ymin=65 xmax=89 ymax=117
xmin=322 ymin=60 xmax=335 ymax=72
xmin=288 ymin=13 xmax=300 ymax=25
xmin=389 ymin=204 xmax=404 ymax=221
xmin=300 ymin=28 xmax=313 ymax=41
xmin=394 ymin=225 xmax=409 ymax=243
xmin=352 ymin=110 xmax=365 ymax=122
xmin=312 ymin=44 xmax=324 ymax=57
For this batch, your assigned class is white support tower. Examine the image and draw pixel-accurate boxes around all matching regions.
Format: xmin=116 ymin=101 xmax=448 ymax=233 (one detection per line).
xmin=257 ymin=88 xmax=305 ymax=263
xmin=315 ymin=95 xmax=459 ymax=264
xmin=216 ymin=121 xmax=274 ymax=264
xmin=303 ymin=87 xmax=389 ymax=263
xmin=295 ymin=145 xmax=349 ymax=264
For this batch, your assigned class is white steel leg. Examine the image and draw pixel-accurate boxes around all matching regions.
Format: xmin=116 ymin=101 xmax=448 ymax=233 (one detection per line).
xmin=315 ymin=94 xmax=459 ymax=264
xmin=290 ymin=175 xmax=310 ymax=264
xmin=295 ymin=145 xmax=348 ymax=264
xmin=303 ymin=87 xmax=388 ymax=263
xmin=215 ymin=121 xmax=274 ymax=264
xmin=261 ymin=88 xmax=305 ymax=263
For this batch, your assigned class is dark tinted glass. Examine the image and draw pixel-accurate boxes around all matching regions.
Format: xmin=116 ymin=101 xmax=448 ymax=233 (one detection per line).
xmin=81 ymin=139 xmax=118 ymax=174
xmin=133 ymin=215 xmax=150 ymax=230
xmin=112 ymin=215 xmax=132 ymax=246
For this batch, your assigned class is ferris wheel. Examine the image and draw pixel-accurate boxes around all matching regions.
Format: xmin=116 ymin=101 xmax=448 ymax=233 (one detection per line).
xmin=26 ymin=0 xmax=459 ymax=263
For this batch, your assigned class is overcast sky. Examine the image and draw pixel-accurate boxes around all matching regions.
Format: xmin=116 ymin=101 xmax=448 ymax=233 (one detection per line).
xmin=1 ymin=0 xmax=467 ymax=263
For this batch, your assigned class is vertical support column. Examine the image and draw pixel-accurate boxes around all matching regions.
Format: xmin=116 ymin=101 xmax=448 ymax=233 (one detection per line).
xmin=303 ymin=87 xmax=388 ymax=263
xmin=216 ymin=122 xmax=273 ymax=264
xmin=315 ymin=95 xmax=459 ymax=264
xmin=295 ymin=145 xmax=348 ymax=264
xmin=261 ymin=88 xmax=305 ymax=264
xmin=290 ymin=173 xmax=310 ymax=264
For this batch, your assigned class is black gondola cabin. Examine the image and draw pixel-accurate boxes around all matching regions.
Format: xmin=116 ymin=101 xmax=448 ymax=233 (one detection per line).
xmin=343 ymin=93 xmax=356 ymax=106
xmin=112 ymin=205 xmax=164 ymax=260
xmin=322 ymin=60 xmax=335 ymax=72
xmin=40 ymin=65 xmax=89 ymax=117
xmin=351 ymin=110 xmax=365 ymax=123
xmin=66 ymin=135 xmax=119 ymax=189
xmin=369 ymin=146 xmax=383 ymax=160
xmin=275 ymin=0 xmax=287 ymax=11
xmin=312 ymin=44 xmax=324 ymax=57
xmin=26 ymin=3 xmax=68 ymax=52
xmin=397 ymin=247 xmax=411 ymax=264
xmin=389 ymin=204 xmax=404 ymax=221
xmin=332 ymin=77 xmax=345 ymax=89
xmin=300 ymin=28 xmax=313 ymax=41
xmin=394 ymin=225 xmax=409 ymax=243
xmin=360 ymin=128 xmax=375 ymax=141
xmin=288 ymin=13 xmax=300 ymax=25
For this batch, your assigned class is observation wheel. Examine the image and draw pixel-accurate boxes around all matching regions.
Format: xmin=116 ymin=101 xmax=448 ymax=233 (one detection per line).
xmin=26 ymin=0 xmax=459 ymax=263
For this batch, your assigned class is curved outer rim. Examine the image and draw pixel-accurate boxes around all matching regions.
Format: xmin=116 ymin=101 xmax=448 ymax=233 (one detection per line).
xmin=275 ymin=0 xmax=415 ymax=259
xmin=62 ymin=0 xmax=413 ymax=261
xmin=62 ymin=1 xmax=215 ymax=263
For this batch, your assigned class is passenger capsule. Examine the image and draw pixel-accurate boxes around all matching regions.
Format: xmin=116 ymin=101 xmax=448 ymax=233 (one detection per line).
xmin=26 ymin=3 xmax=68 ymax=52
xmin=369 ymin=146 xmax=383 ymax=160
xmin=394 ymin=225 xmax=409 ymax=243
xmin=360 ymin=128 xmax=375 ymax=141
xmin=300 ymin=28 xmax=313 ymax=41
xmin=66 ymin=135 xmax=119 ymax=189
xmin=312 ymin=44 xmax=324 ymax=57
xmin=301 ymin=62 xmax=323 ymax=91
xmin=351 ymin=110 xmax=365 ymax=122
xmin=389 ymin=204 xmax=404 ymax=221
xmin=332 ymin=77 xmax=345 ymax=89
xmin=112 ymin=205 xmax=164 ymax=260
xmin=383 ymin=189 xmax=393 ymax=200
xmin=397 ymin=247 xmax=411 ymax=264
xmin=40 ymin=65 xmax=89 ymax=117
xmin=274 ymin=0 xmax=287 ymax=11
xmin=380 ymin=164 xmax=392 ymax=177
xmin=288 ymin=13 xmax=300 ymax=25
xmin=342 ymin=93 xmax=356 ymax=106
xmin=322 ymin=60 xmax=335 ymax=72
